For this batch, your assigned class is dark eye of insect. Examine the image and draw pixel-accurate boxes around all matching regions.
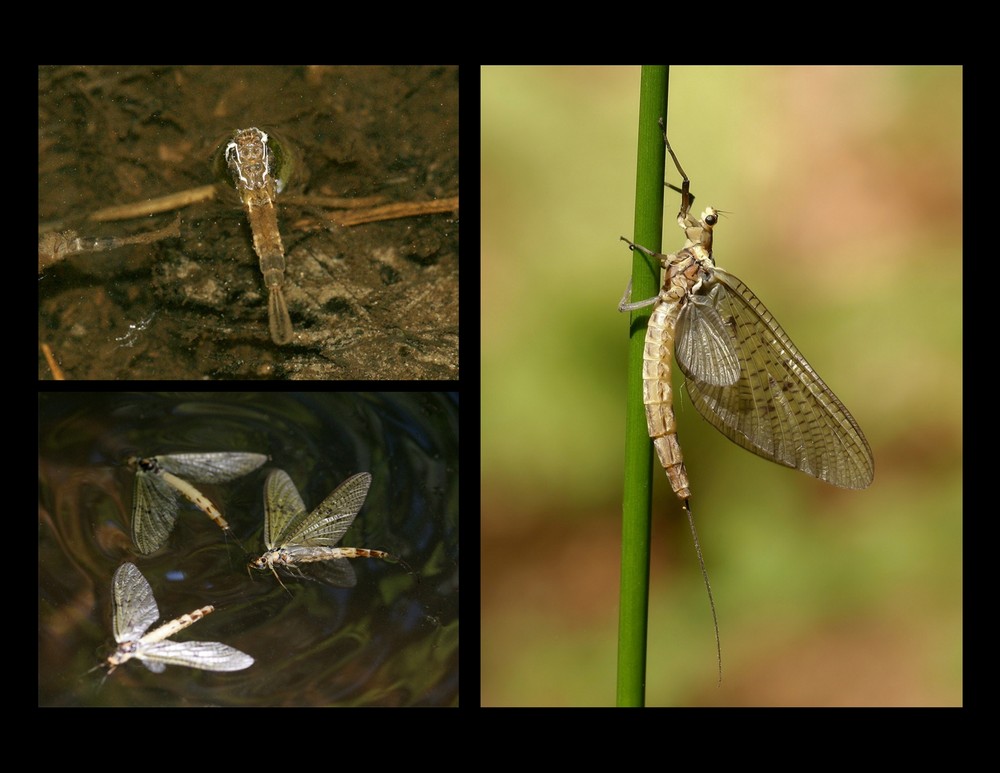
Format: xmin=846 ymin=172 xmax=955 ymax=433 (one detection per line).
xmin=705 ymin=214 xmax=718 ymax=225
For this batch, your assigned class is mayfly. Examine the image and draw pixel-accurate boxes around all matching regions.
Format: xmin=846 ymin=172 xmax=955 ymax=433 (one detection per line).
xmin=102 ymin=562 xmax=253 ymax=676
xmin=619 ymin=122 xmax=874 ymax=678
xmin=38 ymin=215 xmax=181 ymax=276
xmin=127 ymin=452 xmax=268 ymax=554
xmin=225 ymin=127 xmax=294 ymax=345
xmin=249 ymin=469 xmax=404 ymax=592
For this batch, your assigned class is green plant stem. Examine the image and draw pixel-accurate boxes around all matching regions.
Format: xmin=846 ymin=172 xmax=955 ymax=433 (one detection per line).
xmin=616 ymin=66 xmax=669 ymax=707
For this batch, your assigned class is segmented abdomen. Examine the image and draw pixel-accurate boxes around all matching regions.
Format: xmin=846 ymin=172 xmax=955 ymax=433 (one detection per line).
xmin=642 ymin=295 xmax=691 ymax=500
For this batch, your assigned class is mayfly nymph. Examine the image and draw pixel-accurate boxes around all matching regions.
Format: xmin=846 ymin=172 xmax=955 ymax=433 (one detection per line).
xmin=216 ymin=127 xmax=300 ymax=345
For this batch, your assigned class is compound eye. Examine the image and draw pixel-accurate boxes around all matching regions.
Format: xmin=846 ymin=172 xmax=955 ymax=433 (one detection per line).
xmin=704 ymin=213 xmax=718 ymax=226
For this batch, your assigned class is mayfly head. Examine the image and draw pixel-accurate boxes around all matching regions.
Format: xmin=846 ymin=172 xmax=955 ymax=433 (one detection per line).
xmin=104 ymin=644 xmax=135 ymax=675
xmin=248 ymin=551 xmax=293 ymax=596
xmin=214 ymin=127 xmax=300 ymax=197
xmin=681 ymin=206 xmax=719 ymax=257
xmin=127 ymin=455 xmax=157 ymax=472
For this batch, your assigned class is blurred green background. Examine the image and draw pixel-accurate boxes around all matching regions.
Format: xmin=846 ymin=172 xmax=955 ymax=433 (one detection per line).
xmin=481 ymin=66 xmax=962 ymax=706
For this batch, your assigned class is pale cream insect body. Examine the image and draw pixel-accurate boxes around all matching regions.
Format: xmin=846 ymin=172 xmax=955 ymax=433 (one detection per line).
xmin=127 ymin=452 xmax=268 ymax=554
xmin=104 ymin=562 xmax=253 ymax=675
xmin=249 ymin=469 xmax=402 ymax=591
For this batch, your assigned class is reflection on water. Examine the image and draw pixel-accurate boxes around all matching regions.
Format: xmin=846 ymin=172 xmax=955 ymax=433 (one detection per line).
xmin=38 ymin=392 xmax=458 ymax=707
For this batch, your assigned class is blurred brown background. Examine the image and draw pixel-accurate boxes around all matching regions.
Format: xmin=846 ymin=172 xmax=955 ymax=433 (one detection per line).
xmin=481 ymin=66 xmax=961 ymax=706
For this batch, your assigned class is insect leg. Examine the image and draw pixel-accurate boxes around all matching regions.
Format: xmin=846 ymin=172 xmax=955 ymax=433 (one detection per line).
xmin=658 ymin=118 xmax=695 ymax=219
xmin=617 ymin=237 xmax=665 ymax=312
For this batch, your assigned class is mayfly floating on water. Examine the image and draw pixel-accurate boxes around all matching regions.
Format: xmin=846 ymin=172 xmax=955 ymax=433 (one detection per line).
xmin=102 ymin=562 xmax=253 ymax=676
xmin=249 ymin=469 xmax=404 ymax=592
xmin=618 ymin=122 xmax=874 ymax=678
xmin=127 ymin=452 xmax=268 ymax=554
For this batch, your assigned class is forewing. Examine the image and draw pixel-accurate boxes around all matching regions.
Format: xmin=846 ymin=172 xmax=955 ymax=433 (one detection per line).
xmin=682 ymin=268 xmax=874 ymax=489
xmin=263 ymin=469 xmax=308 ymax=548
xmin=675 ymin=287 xmax=742 ymax=386
xmin=156 ymin=452 xmax=268 ymax=483
xmin=289 ymin=473 xmax=372 ymax=546
xmin=111 ymin=563 xmax=159 ymax=644
xmin=131 ymin=470 xmax=180 ymax=555
xmin=136 ymin=640 xmax=254 ymax=672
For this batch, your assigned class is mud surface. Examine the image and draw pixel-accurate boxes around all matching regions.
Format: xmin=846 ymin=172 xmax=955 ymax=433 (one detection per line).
xmin=39 ymin=66 xmax=458 ymax=380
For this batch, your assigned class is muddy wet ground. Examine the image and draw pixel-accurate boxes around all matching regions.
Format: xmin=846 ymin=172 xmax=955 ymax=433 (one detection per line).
xmin=39 ymin=65 xmax=458 ymax=380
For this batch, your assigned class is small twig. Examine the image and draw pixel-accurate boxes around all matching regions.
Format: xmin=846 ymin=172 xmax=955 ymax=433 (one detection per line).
xmin=88 ymin=185 xmax=217 ymax=221
xmin=280 ymin=193 xmax=386 ymax=209
xmin=40 ymin=342 xmax=66 ymax=380
xmin=302 ymin=195 xmax=459 ymax=228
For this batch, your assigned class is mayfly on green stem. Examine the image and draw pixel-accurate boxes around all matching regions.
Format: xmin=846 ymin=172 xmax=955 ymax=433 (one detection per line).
xmin=619 ymin=120 xmax=874 ymax=680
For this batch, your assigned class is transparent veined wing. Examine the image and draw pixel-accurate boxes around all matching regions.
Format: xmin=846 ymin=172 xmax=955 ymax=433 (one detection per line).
xmin=155 ymin=452 xmax=269 ymax=483
xmin=674 ymin=289 xmax=742 ymax=387
xmin=289 ymin=472 xmax=372 ymax=545
xmin=111 ymin=562 xmax=159 ymax=643
xmin=131 ymin=471 xmax=183 ymax=555
xmin=675 ymin=268 xmax=874 ymax=489
xmin=262 ymin=468 xmax=309 ymax=548
xmin=264 ymin=470 xmax=372 ymax=548
xmin=134 ymin=640 xmax=255 ymax=672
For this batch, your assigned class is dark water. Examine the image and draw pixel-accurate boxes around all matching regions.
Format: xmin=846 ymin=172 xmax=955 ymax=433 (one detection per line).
xmin=38 ymin=392 xmax=458 ymax=706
